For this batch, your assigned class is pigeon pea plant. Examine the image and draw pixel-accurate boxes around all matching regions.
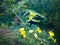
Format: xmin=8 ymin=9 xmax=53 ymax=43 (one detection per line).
xmin=0 ymin=0 xmax=58 ymax=45
xmin=9 ymin=1 xmax=57 ymax=44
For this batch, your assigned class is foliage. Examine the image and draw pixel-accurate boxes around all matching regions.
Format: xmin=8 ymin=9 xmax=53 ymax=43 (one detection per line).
xmin=0 ymin=0 xmax=60 ymax=45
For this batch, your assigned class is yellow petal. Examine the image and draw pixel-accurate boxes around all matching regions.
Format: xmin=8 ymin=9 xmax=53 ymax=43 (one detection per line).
xmin=19 ymin=28 xmax=24 ymax=32
xmin=29 ymin=16 xmax=33 ymax=21
xmin=30 ymin=11 xmax=36 ymax=16
xmin=53 ymin=39 xmax=56 ymax=43
xmin=37 ymin=30 xmax=42 ymax=33
xmin=37 ymin=27 xmax=42 ymax=33
xmin=52 ymin=38 xmax=56 ymax=43
xmin=49 ymin=31 xmax=54 ymax=37
xmin=20 ymin=31 xmax=26 ymax=35
xmin=23 ymin=34 xmax=26 ymax=38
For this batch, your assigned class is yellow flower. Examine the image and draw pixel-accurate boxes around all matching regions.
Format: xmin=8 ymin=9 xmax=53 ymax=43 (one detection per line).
xmin=23 ymin=34 xmax=27 ymax=38
xmin=19 ymin=28 xmax=24 ymax=32
xmin=19 ymin=27 xmax=27 ymax=38
xmin=37 ymin=27 xmax=42 ymax=33
xmin=30 ymin=11 xmax=36 ymax=16
xmin=28 ymin=11 xmax=36 ymax=21
xmin=34 ymin=33 xmax=38 ymax=38
xmin=29 ymin=16 xmax=33 ymax=21
xmin=20 ymin=31 xmax=26 ymax=35
xmin=49 ymin=31 xmax=54 ymax=37
xmin=29 ymin=30 xmax=34 ymax=33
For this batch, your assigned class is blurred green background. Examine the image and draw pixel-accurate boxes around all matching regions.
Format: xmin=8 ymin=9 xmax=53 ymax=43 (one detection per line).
xmin=0 ymin=0 xmax=60 ymax=45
